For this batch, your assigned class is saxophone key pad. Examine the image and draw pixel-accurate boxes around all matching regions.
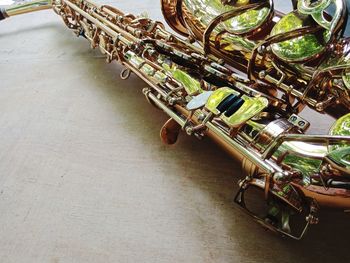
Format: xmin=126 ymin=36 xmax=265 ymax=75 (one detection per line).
xmin=186 ymin=91 xmax=213 ymax=111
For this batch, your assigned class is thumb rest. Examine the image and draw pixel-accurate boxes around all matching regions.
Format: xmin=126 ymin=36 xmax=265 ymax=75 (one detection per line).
xmin=1 ymin=0 xmax=350 ymax=239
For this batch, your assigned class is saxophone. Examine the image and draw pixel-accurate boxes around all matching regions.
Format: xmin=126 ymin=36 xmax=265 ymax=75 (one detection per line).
xmin=1 ymin=0 xmax=350 ymax=239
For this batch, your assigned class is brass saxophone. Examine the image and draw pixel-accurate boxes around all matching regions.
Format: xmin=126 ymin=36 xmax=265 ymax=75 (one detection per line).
xmin=1 ymin=0 xmax=350 ymax=239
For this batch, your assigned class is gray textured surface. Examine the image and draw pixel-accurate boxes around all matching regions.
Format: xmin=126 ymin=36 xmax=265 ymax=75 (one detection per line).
xmin=0 ymin=1 xmax=350 ymax=262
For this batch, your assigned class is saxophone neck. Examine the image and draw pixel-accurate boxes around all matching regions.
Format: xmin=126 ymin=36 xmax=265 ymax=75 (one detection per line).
xmin=0 ymin=0 xmax=52 ymax=20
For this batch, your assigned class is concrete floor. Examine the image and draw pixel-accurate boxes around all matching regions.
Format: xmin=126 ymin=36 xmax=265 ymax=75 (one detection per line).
xmin=0 ymin=1 xmax=350 ymax=262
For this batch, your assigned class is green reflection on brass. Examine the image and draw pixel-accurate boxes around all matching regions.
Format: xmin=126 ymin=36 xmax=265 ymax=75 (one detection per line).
xmin=328 ymin=147 xmax=350 ymax=168
xmin=284 ymin=155 xmax=321 ymax=182
xmin=140 ymin=64 xmax=155 ymax=76
xmin=182 ymin=0 xmax=269 ymax=52
xmin=342 ymin=72 xmax=350 ymax=90
xmin=298 ymin=0 xmax=341 ymax=34
xmin=224 ymin=7 xmax=270 ymax=34
xmin=274 ymin=142 xmax=326 ymax=184
xmin=153 ymin=71 xmax=167 ymax=83
xmin=329 ymin=113 xmax=350 ymax=150
xmin=328 ymin=113 xmax=350 ymax=169
xmin=298 ymin=0 xmax=331 ymax=14
xmin=163 ymin=64 xmax=202 ymax=96
xmin=217 ymin=32 xmax=256 ymax=52
xmin=190 ymin=0 xmax=269 ymax=35
xmin=271 ymin=12 xmax=327 ymax=61
xmin=222 ymin=95 xmax=268 ymax=127
xmin=205 ymin=87 xmax=239 ymax=115
xmin=125 ymin=51 xmax=144 ymax=68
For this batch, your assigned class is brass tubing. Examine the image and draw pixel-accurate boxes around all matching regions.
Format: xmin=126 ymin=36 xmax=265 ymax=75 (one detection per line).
xmin=63 ymin=0 xmax=123 ymax=41
xmin=146 ymin=93 xmax=251 ymax=167
xmin=262 ymin=133 xmax=350 ymax=159
xmin=2 ymin=0 xmax=52 ymax=18
xmin=126 ymin=64 xmax=169 ymax=99
xmin=6 ymin=5 xmax=51 ymax=16
xmin=173 ymin=105 xmax=278 ymax=175
xmin=90 ymin=9 xmax=138 ymax=43
xmin=146 ymin=92 xmax=251 ymax=166
xmin=147 ymin=93 xmax=350 ymax=210
xmin=292 ymin=183 xmax=350 ymax=209
xmin=146 ymin=93 xmax=186 ymax=126
xmin=263 ymin=74 xmax=318 ymax=107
